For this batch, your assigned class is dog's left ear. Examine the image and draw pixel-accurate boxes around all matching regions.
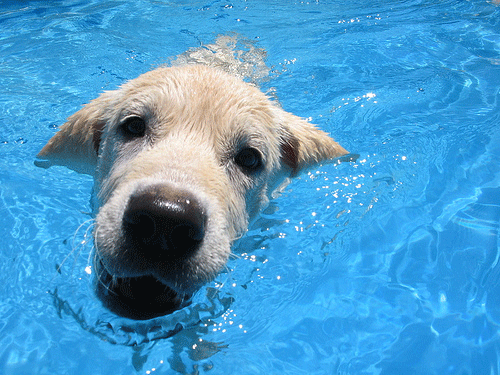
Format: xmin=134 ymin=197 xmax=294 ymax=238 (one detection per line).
xmin=35 ymin=91 xmax=116 ymax=175
xmin=279 ymin=111 xmax=349 ymax=175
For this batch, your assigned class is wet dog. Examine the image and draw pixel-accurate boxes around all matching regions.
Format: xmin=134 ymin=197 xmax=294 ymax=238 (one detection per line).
xmin=36 ymin=64 xmax=348 ymax=319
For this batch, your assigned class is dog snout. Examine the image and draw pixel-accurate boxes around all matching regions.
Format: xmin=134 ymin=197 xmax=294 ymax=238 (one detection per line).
xmin=123 ymin=185 xmax=206 ymax=261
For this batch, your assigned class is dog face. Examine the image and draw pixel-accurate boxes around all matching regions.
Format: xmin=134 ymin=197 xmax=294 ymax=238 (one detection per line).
xmin=36 ymin=65 xmax=348 ymax=319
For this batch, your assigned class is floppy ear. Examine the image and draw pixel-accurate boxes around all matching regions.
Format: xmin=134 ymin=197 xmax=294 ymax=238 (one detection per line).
xmin=35 ymin=91 xmax=116 ymax=175
xmin=279 ymin=111 xmax=349 ymax=175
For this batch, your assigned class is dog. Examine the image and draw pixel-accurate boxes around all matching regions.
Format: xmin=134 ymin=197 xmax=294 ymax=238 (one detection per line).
xmin=36 ymin=64 xmax=348 ymax=320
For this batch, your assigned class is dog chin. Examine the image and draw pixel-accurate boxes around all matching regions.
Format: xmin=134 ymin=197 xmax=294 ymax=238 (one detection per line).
xmin=94 ymin=260 xmax=192 ymax=320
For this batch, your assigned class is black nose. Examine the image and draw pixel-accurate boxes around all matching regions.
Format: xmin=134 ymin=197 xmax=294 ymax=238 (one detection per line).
xmin=122 ymin=185 xmax=206 ymax=261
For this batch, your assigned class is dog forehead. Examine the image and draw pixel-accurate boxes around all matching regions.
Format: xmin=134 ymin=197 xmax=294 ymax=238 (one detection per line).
xmin=119 ymin=65 xmax=280 ymax=140
xmin=122 ymin=66 xmax=263 ymax=107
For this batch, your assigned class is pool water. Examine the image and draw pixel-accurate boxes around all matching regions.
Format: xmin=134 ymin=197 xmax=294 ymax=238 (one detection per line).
xmin=2 ymin=0 xmax=500 ymax=374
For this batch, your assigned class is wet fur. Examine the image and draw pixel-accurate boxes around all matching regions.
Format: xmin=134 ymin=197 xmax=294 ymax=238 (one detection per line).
xmin=37 ymin=64 xmax=347 ymax=319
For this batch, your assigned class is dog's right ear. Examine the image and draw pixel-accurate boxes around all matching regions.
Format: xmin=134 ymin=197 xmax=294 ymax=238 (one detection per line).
xmin=35 ymin=91 xmax=115 ymax=175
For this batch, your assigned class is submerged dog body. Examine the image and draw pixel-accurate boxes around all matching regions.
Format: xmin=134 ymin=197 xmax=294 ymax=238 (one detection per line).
xmin=37 ymin=64 xmax=347 ymax=319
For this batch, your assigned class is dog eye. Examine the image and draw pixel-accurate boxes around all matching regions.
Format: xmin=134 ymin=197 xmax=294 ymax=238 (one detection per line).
xmin=235 ymin=147 xmax=262 ymax=172
xmin=120 ymin=116 xmax=146 ymax=138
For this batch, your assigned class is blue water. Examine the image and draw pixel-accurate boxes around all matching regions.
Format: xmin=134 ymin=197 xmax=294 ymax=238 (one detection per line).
xmin=1 ymin=0 xmax=500 ymax=374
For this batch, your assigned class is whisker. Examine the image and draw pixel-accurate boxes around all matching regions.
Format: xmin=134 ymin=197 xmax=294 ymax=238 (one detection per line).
xmin=51 ymin=218 xmax=95 ymax=282
xmin=91 ymin=224 xmax=120 ymax=296
xmin=228 ymin=252 xmax=241 ymax=260
xmin=213 ymin=262 xmax=234 ymax=293
xmin=87 ymin=223 xmax=113 ymax=294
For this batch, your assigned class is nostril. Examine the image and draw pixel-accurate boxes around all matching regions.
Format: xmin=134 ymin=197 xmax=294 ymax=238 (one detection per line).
xmin=173 ymin=218 xmax=205 ymax=241
xmin=122 ymin=185 xmax=206 ymax=260
xmin=169 ymin=220 xmax=204 ymax=252
xmin=123 ymin=209 xmax=157 ymax=241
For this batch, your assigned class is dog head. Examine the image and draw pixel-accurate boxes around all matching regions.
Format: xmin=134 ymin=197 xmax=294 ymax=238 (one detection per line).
xmin=36 ymin=65 xmax=348 ymax=319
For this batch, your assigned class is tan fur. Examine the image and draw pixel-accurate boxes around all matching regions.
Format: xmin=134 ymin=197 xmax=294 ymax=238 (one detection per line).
xmin=36 ymin=64 xmax=347 ymax=318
